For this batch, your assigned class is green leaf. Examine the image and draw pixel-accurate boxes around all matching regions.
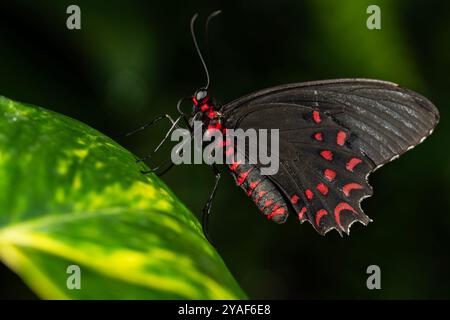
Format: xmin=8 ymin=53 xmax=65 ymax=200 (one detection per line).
xmin=0 ymin=96 xmax=246 ymax=299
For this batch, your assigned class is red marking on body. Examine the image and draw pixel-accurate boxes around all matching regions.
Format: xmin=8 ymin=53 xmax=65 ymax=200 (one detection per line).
xmin=298 ymin=207 xmax=307 ymax=220
xmin=334 ymin=202 xmax=357 ymax=229
xmin=207 ymin=110 xmax=215 ymax=118
xmin=247 ymin=180 xmax=261 ymax=196
xmin=250 ymin=181 xmax=260 ymax=190
xmin=337 ymin=131 xmax=347 ymax=146
xmin=221 ymin=139 xmax=231 ymax=147
xmin=305 ymin=189 xmax=314 ymax=200
xmin=315 ymin=209 xmax=328 ymax=226
xmin=312 ymin=111 xmax=321 ymax=124
xmin=236 ymin=168 xmax=253 ymax=186
xmin=324 ymin=169 xmax=336 ymax=181
xmin=254 ymin=191 xmax=267 ymax=203
xmin=201 ymin=104 xmax=209 ymax=112
xmin=342 ymin=183 xmax=364 ymax=196
xmin=320 ymin=150 xmax=333 ymax=161
xmin=264 ymin=200 xmax=273 ymax=207
xmin=346 ymin=158 xmax=362 ymax=172
xmin=316 ymin=183 xmax=328 ymax=195
xmin=206 ymin=124 xmax=222 ymax=138
xmin=225 ymin=147 xmax=235 ymax=156
xmin=192 ymin=97 xmax=198 ymax=105
xmin=291 ymin=195 xmax=300 ymax=204
xmin=229 ymin=161 xmax=241 ymax=171
xmin=208 ymin=123 xmax=222 ymax=130
xmin=314 ymin=132 xmax=323 ymax=141
xmin=268 ymin=207 xmax=286 ymax=220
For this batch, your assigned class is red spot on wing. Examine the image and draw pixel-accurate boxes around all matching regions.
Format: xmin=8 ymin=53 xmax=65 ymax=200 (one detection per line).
xmin=320 ymin=150 xmax=333 ymax=161
xmin=334 ymin=202 xmax=357 ymax=229
xmin=305 ymin=189 xmax=314 ymax=200
xmin=298 ymin=207 xmax=307 ymax=220
xmin=315 ymin=209 xmax=328 ymax=226
xmin=337 ymin=131 xmax=347 ymax=146
xmin=316 ymin=183 xmax=328 ymax=195
xmin=192 ymin=97 xmax=198 ymax=105
xmin=207 ymin=109 xmax=215 ymax=118
xmin=237 ymin=168 xmax=253 ymax=186
xmin=342 ymin=183 xmax=364 ymax=196
xmin=291 ymin=194 xmax=300 ymax=204
xmin=312 ymin=111 xmax=321 ymax=124
xmin=314 ymin=132 xmax=323 ymax=141
xmin=268 ymin=207 xmax=286 ymax=220
xmin=346 ymin=158 xmax=363 ymax=172
xmin=201 ymin=104 xmax=210 ymax=112
xmin=324 ymin=169 xmax=336 ymax=181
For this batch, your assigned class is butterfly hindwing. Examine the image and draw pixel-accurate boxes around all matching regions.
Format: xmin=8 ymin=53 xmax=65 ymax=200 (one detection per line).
xmin=229 ymin=103 xmax=374 ymax=234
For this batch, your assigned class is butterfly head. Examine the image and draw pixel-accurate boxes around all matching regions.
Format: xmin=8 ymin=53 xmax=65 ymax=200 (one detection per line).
xmin=189 ymin=88 xmax=222 ymax=126
xmin=192 ymin=88 xmax=209 ymax=107
xmin=192 ymin=88 xmax=218 ymax=116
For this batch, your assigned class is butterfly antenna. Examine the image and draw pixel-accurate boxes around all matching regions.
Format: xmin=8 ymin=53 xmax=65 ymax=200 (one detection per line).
xmin=191 ymin=13 xmax=211 ymax=89
xmin=205 ymin=10 xmax=222 ymax=49
xmin=204 ymin=10 xmax=222 ymax=90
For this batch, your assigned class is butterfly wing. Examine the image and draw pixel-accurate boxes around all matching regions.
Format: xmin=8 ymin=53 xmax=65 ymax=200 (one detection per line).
xmin=222 ymin=79 xmax=439 ymax=235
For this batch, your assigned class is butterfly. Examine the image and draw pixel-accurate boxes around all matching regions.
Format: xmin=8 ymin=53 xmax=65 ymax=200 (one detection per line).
xmin=129 ymin=12 xmax=439 ymax=241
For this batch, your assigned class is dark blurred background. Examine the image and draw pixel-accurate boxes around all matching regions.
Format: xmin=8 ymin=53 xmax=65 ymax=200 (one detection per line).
xmin=1 ymin=0 xmax=449 ymax=299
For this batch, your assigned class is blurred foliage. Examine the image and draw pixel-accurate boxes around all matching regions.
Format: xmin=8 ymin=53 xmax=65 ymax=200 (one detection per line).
xmin=0 ymin=96 xmax=246 ymax=299
xmin=0 ymin=0 xmax=449 ymax=299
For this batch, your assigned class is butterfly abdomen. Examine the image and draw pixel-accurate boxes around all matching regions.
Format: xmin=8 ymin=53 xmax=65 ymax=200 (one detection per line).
xmin=227 ymin=162 xmax=289 ymax=223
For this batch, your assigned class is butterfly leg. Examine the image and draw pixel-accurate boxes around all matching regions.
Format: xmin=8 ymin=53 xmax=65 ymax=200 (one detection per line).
xmin=140 ymin=158 xmax=175 ymax=176
xmin=140 ymin=131 xmax=193 ymax=177
xmin=139 ymin=144 xmax=188 ymax=176
xmin=128 ymin=114 xmax=180 ymax=176
xmin=135 ymin=116 xmax=182 ymax=163
xmin=126 ymin=114 xmax=177 ymax=137
xmin=126 ymin=114 xmax=178 ymax=137
xmin=202 ymin=164 xmax=221 ymax=245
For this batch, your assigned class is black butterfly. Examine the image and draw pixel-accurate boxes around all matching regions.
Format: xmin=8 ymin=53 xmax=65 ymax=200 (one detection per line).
xmin=129 ymin=12 xmax=439 ymax=241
